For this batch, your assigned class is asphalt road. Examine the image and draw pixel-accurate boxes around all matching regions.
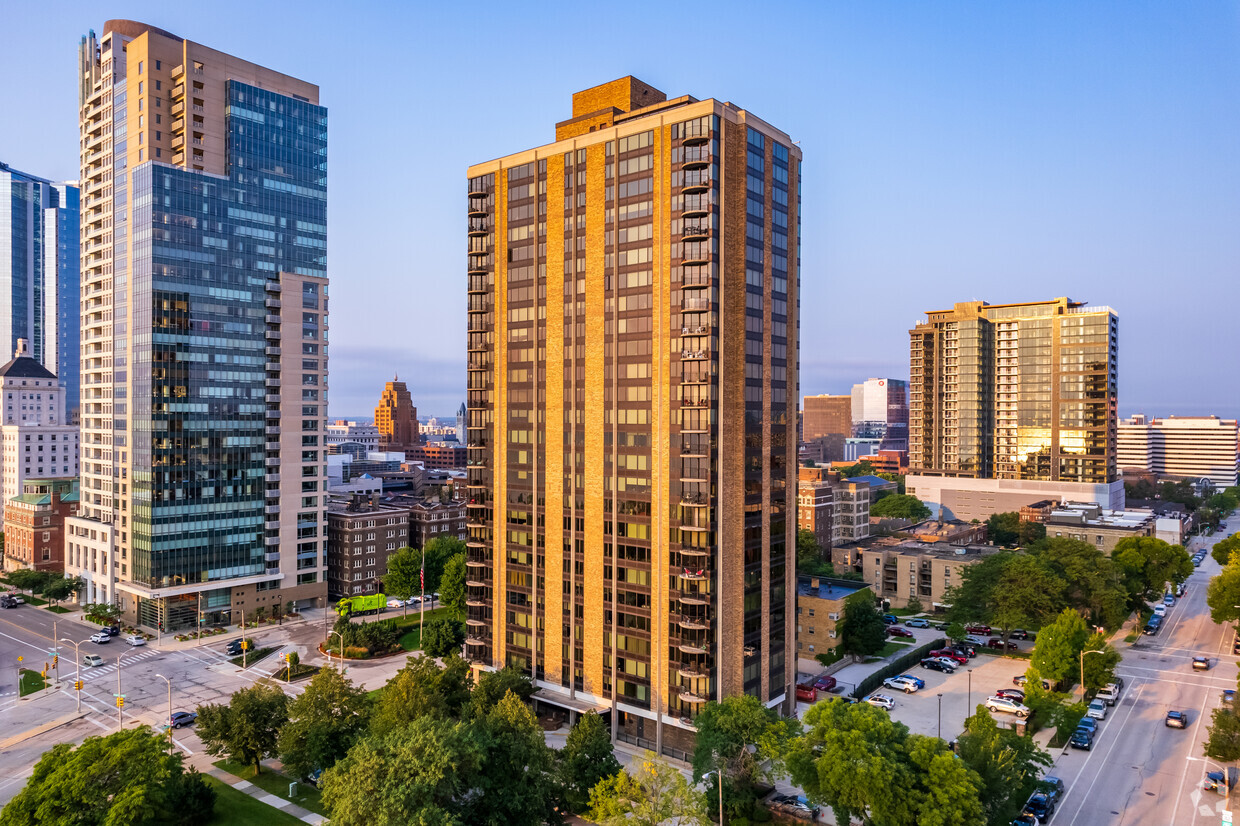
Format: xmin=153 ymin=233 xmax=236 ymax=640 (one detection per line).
xmin=1049 ymin=531 xmax=1236 ymax=826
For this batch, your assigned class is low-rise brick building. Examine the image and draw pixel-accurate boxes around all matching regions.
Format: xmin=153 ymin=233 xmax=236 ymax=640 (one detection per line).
xmin=326 ymin=495 xmax=410 ymax=600
xmin=857 ymin=541 xmax=1003 ymax=610
xmin=795 ymin=576 xmax=871 ymax=666
xmin=384 ymin=494 xmax=467 ymax=549
xmin=3 ymin=478 xmax=78 ymax=573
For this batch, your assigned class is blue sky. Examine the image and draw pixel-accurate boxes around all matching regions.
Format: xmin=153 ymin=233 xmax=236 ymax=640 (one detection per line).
xmin=3 ymin=1 xmax=1237 ymax=419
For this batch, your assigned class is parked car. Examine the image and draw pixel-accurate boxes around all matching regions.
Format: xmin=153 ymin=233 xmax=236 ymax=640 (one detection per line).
xmin=0 ymin=595 xmax=16 ymax=609
xmin=965 ymin=624 xmax=992 ymax=635
xmin=920 ymin=657 xmax=953 ymax=673
xmin=930 ymin=649 xmax=968 ymax=664
xmin=883 ymin=676 xmax=922 ymax=694
xmin=1086 ymin=699 xmax=1107 ymax=720
xmin=1009 ymin=629 xmax=1032 ymax=640
xmin=1024 ymin=777 xmax=1066 ymax=823
xmin=987 ymin=638 xmax=1019 ymax=650
xmin=864 ymin=693 xmax=895 ymax=710
xmin=950 ymin=644 xmax=977 ymax=658
xmin=896 ymin=673 xmax=926 ymax=689
xmin=1233 ymin=638 xmax=1240 ymax=655
xmin=1204 ymin=768 xmax=1240 ymax=794
xmin=1163 ymin=594 xmax=1175 ymax=606
xmin=812 ymin=675 xmax=837 ymax=693
xmin=985 ymin=696 xmax=1030 ymax=718
xmin=306 ymin=768 xmax=324 ymax=788
xmin=1165 ymin=710 xmax=1187 ymax=728
xmin=1069 ymin=726 xmax=1095 ymax=750
xmin=881 ymin=614 xmax=898 ymax=625
xmin=1076 ymin=716 xmax=1098 ymax=734
xmin=1224 ymin=689 xmax=1236 ymax=706
xmin=795 ymin=684 xmax=817 ymax=702
xmin=887 ymin=627 xmax=915 ymax=638
xmin=1097 ymin=682 xmax=1122 ymax=706
xmin=1152 ymin=605 xmax=1167 ymax=617
xmin=168 ymin=711 xmax=197 ymax=729
xmin=1142 ymin=620 xmax=1161 ymax=636
xmin=931 ymin=657 xmax=960 ymax=672
xmin=105 ymin=625 xmax=121 ymax=636
xmin=82 ymin=654 xmax=104 ymax=668
xmin=995 ymin=688 xmax=1026 ymax=702
xmin=1011 ymin=814 xmax=1038 ymax=826
xmin=904 ymin=617 xmax=930 ymax=628
xmin=386 ymin=599 xmax=403 ymax=609
xmin=124 ymin=635 xmax=146 ymax=647
xmin=1013 ymin=675 xmax=1049 ymax=689
xmin=89 ymin=632 xmax=110 ymax=644
xmin=406 ymin=596 xmax=422 ymax=606
xmin=1193 ymin=657 xmax=1211 ymax=671
xmin=1176 ymin=583 xmax=1186 ymax=597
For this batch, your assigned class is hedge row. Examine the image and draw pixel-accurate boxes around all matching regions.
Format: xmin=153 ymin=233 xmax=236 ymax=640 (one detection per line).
xmin=853 ymin=637 xmax=946 ymax=699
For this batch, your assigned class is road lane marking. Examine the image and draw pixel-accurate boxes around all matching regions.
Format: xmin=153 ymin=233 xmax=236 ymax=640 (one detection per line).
xmin=1167 ymin=678 xmax=1216 ymax=825
xmin=1064 ymin=681 xmax=1147 ymax=826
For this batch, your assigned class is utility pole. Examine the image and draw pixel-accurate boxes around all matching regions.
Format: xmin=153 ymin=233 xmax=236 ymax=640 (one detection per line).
xmin=156 ymin=674 xmax=173 ymax=753
xmin=420 ymin=546 xmax=426 ymax=644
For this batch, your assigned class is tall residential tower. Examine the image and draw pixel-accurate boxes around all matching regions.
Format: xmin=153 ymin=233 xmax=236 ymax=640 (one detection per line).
xmin=67 ymin=21 xmax=328 ymax=628
xmin=465 ymin=78 xmax=800 ymax=752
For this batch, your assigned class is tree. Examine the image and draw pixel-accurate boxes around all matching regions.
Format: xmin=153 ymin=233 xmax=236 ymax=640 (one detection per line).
xmin=869 ymin=494 xmax=931 ymax=521
xmin=472 ymin=691 xmax=562 ymax=825
xmin=383 ymin=547 xmax=420 ymax=615
xmin=558 ymin=711 xmax=621 ymax=814
xmin=1112 ymin=536 xmax=1193 ymax=607
xmin=1213 ymin=534 xmax=1240 ymax=566
xmin=196 ymin=682 xmax=290 ymax=776
xmin=40 ymin=575 xmax=82 ymax=607
xmin=1207 ymin=561 xmax=1240 ymax=625
xmin=1030 ymin=608 xmax=1090 ymax=687
xmin=985 ymin=512 xmax=1022 ymax=547
xmin=320 ymin=715 xmax=482 ymax=826
xmin=837 ymin=592 xmax=887 ymax=662
xmin=421 ymin=617 xmax=465 ymax=658
xmin=945 ymin=551 xmax=1014 ymax=626
xmin=1080 ymin=632 xmax=1121 ymax=693
xmin=1204 ymin=708 xmax=1240 ymax=767
xmin=905 ymin=597 xmax=924 ymax=615
xmin=691 ymin=695 xmax=797 ymax=820
xmin=278 ymin=668 xmax=371 ymax=781
xmin=588 ymin=752 xmax=710 ymax=826
xmin=955 ymin=706 xmax=1052 ymax=823
xmin=470 ymin=665 xmax=535 ymax=717
xmin=438 ymin=552 xmax=467 ymax=620
xmin=1 ymin=727 xmax=214 ymax=826
xmin=944 ymin=621 xmax=968 ymax=643
xmin=421 ymin=536 xmax=465 ymax=594
xmin=989 ymin=555 xmax=1064 ymax=640
xmin=796 ymin=528 xmax=832 ymax=576
xmin=6 ymin=569 xmax=52 ymax=595
xmin=1031 ymin=538 xmax=1128 ymax=629
xmin=370 ymin=654 xmax=473 ymax=733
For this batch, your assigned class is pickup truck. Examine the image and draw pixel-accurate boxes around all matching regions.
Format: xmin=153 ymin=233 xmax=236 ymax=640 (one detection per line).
xmin=1097 ymin=682 xmax=1122 ymax=706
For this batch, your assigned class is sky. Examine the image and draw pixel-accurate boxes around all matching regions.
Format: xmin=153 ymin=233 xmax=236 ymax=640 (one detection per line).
xmin=2 ymin=1 xmax=1238 ymax=420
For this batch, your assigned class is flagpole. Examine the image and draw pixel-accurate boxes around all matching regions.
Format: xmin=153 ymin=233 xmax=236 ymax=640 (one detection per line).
xmin=420 ymin=546 xmax=425 ymax=649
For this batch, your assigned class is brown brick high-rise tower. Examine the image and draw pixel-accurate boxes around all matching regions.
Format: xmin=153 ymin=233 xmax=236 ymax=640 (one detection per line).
xmin=374 ymin=376 xmax=419 ymax=452
xmin=465 ymin=77 xmax=801 ymax=752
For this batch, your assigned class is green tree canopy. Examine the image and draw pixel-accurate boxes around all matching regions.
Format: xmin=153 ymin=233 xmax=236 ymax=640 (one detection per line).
xmin=471 ymin=691 xmax=562 ymax=825
xmin=1030 ymin=608 xmax=1090 ymax=687
xmin=955 ymin=706 xmax=1051 ymax=823
xmin=985 ymin=512 xmax=1046 ymax=547
xmin=1080 ymin=632 xmax=1121 ymax=693
xmin=1112 ymin=536 xmax=1193 ymax=606
xmin=1204 ymin=708 xmax=1240 ymax=764
xmin=370 ymin=654 xmax=473 ymax=733
xmin=1 ymin=728 xmax=215 ymax=826
xmin=558 ymin=711 xmax=621 ymax=814
xmin=1030 ymin=537 xmax=1128 ymax=628
xmin=1207 ymin=490 xmax=1239 ymax=515
xmin=421 ymin=617 xmax=466 ymax=659
xmin=1207 ymin=561 xmax=1240 ymax=625
xmin=796 ymin=528 xmax=832 ymax=577
xmin=421 ymin=536 xmax=466 ymax=594
xmin=383 ymin=547 xmax=421 ymax=609
xmin=989 ymin=554 xmax=1064 ymax=637
xmin=837 ymin=591 xmax=887 ymax=662
xmin=40 ymin=575 xmax=82 ymax=605
xmin=869 ymin=494 xmax=931 ymax=521
xmin=588 ymin=752 xmax=710 ymax=826
xmin=6 ymin=569 xmax=52 ymax=594
xmin=196 ymin=682 xmax=290 ymax=776
xmin=278 ymin=667 xmax=371 ymax=781
xmin=438 ymin=552 xmax=467 ymax=620
xmin=1213 ymin=534 xmax=1240 ymax=566
xmin=469 ymin=665 xmax=535 ymax=717
xmin=945 ymin=551 xmax=1014 ymax=626
xmin=691 ymin=695 xmax=798 ymax=820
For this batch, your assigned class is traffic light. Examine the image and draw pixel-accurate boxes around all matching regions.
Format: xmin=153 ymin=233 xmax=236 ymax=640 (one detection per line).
xmin=52 ymin=655 xmax=58 ymax=669
xmin=74 ymin=680 xmax=83 ymax=690
xmin=240 ymin=640 xmax=249 ymax=650
xmin=116 ymin=697 xmax=124 ymax=709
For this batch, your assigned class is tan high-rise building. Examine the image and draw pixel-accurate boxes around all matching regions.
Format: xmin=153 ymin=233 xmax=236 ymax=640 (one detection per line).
xmin=67 ymin=20 xmax=328 ymax=628
xmin=374 ymin=377 xmax=419 ymax=452
xmin=465 ymin=77 xmax=801 ymax=751
xmin=908 ymin=298 xmax=1118 ymax=484
xmin=802 ymin=394 xmax=852 ymax=442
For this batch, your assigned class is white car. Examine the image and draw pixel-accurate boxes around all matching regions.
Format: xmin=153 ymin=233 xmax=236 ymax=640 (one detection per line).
xmin=985 ymin=695 xmax=1030 ymax=718
xmin=1153 ymin=605 xmax=1166 ymax=617
xmin=124 ymin=635 xmax=146 ymax=647
xmin=1086 ymin=699 xmax=1107 ymax=720
xmin=865 ymin=693 xmax=896 ymax=710
xmin=386 ymin=599 xmax=403 ymax=609
xmin=406 ymin=596 xmax=422 ymax=606
xmin=883 ymin=676 xmax=921 ymax=694
xmin=933 ymin=657 xmax=959 ymax=672
xmin=89 ymin=632 xmax=110 ymax=644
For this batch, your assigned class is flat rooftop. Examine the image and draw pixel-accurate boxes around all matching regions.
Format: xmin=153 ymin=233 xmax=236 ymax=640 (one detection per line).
xmin=796 ymin=577 xmax=868 ymax=601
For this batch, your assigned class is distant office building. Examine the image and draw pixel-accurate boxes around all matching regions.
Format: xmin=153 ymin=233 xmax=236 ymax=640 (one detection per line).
xmin=67 ymin=21 xmax=328 ymax=626
xmin=803 ymin=394 xmax=852 ymax=457
xmin=843 ymin=437 xmax=883 ymax=463
xmin=858 ymin=449 xmax=907 ymax=475
xmin=326 ymin=495 xmax=409 ymax=600
xmin=908 ymin=476 xmax=1125 ymax=523
xmin=797 ymin=466 xmax=834 ymax=553
xmin=393 ymin=495 xmax=467 ymax=549
xmin=0 ymin=341 xmax=79 ymax=523
xmin=326 ymin=420 xmax=380 ymax=453
xmin=3 ymin=478 xmax=79 ymax=573
xmin=407 ymin=442 xmax=466 ymax=470
xmin=1118 ymin=415 xmax=1239 ymax=489
xmin=907 ymin=298 xmax=1121 ymax=519
xmin=832 ymin=475 xmax=871 ymax=543
xmin=375 ymin=377 xmax=419 ymax=452
xmin=467 ymin=77 xmax=801 ymax=747
xmin=0 ymin=163 xmax=79 ymax=418
xmin=851 ymin=378 xmax=908 ymax=450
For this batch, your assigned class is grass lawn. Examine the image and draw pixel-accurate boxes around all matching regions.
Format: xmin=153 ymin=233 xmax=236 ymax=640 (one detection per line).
xmin=203 ymin=775 xmax=308 ymax=826
xmin=213 ymin=760 xmax=326 ymax=815
xmin=229 ymin=646 xmax=278 ymax=668
xmin=18 ymin=668 xmax=46 ymax=697
xmin=865 ymin=641 xmax=912 ymax=661
xmin=45 ymin=605 xmax=70 ymax=614
xmin=21 ymin=595 xmax=47 ymax=606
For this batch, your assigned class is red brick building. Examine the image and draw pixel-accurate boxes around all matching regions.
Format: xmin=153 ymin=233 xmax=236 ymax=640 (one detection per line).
xmin=407 ymin=443 xmax=467 ymax=470
xmin=2 ymin=478 xmax=79 ymax=573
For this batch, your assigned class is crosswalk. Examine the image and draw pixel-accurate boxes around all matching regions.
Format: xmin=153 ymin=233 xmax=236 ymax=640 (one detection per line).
xmin=76 ymin=647 xmax=163 ymax=681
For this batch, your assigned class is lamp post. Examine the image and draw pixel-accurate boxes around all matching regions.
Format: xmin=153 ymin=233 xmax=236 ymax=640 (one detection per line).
xmin=331 ymin=631 xmax=345 ymax=674
xmin=1079 ymin=649 xmax=1107 ymax=700
xmin=966 ymin=669 xmax=972 ymax=716
xmin=937 ymin=693 xmax=943 ymax=740
xmin=58 ymin=638 xmax=85 ymax=713
xmin=155 ymin=674 xmax=173 ymax=753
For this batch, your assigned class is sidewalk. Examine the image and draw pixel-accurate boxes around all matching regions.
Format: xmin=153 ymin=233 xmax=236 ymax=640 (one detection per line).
xmin=187 ymin=753 xmax=325 ymax=826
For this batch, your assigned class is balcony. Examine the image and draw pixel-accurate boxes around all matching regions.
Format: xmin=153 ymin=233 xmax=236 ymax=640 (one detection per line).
xmin=265 ymin=457 xmax=280 ymax=467
xmin=170 ymin=133 xmax=185 ymax=150
xmin=265 ymin=394 xmax=281 ymax=404
xmin=265 ymin=377 xmax=280 ymax=388
xmin=682 ymin=169 xmax=711 ymax=193
xmin=682 ymin=223 xmax=710 ymax=242
xmin=265 ymin=345 xmax=281 ymax=357
xmin=265 ymin=297 xmax=281 ymax=309
xmin=171 ymin=63 xmax=185 ymax=80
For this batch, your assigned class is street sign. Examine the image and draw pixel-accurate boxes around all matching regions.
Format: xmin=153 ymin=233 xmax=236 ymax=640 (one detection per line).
xmin=1222 ymin=811 xmax=1232 ymax=826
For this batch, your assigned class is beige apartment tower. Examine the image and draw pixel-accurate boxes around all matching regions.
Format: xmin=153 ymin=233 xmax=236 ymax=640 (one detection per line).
xmin=465 ymin=78 xmax=801 ymax=751
xmin=69 ymin=21 xmax=328 ymax=627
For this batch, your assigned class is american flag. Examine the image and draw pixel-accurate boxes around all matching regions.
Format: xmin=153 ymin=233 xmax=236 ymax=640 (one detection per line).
xmin=420 ymin=566 xmax=424 ymax=592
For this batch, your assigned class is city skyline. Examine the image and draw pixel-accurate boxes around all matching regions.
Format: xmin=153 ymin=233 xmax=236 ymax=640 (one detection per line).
xmin=2 ymin=1 xmax=1237 ymax=419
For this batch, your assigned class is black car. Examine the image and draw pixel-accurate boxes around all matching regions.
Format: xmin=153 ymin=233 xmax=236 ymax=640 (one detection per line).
xmin=920 ymin=657 xmax=952 ymax=672
xmin=1069 ymin=727 xmax=1094 ymax=750
xmin=105 ymin=625 xmax=121 ymax=636
xmin=1010 ymin=629 xmax=1032 ymax=640
xmin=1143 ymin=620 xmax=1161 ymax=636
xmin=1023 ymin=793 xmax=1055 ymax=823
xmin=951 ymin=645 xmax=977 ymax=659
xmin=168 ymin=711 xmax=198 ymax=729
xmin=225 ymin=640 xmax=243 ymax=656
xmin=0 ymin=596 xmax=15 ymax=609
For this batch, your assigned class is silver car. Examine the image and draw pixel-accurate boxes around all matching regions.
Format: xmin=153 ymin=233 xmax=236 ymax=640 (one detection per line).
xmin=985 ymin=695 xmax=1030 ymax=718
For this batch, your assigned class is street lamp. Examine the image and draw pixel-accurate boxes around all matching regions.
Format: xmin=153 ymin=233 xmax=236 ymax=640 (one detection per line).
xmin=937 ymin=693 xmax=943 ymax=740
xmin=966 ymin=669 xmax=972 ymax=715
xmin=330 ymin=631 xmax=345 ymax=674
xmin=1079 ymin=649 xmax=1107 ymax=700
xmin=155 ymin=674 xmax=173 ymax=754
xmin=57 ymin=638 xmax=85 ymax=713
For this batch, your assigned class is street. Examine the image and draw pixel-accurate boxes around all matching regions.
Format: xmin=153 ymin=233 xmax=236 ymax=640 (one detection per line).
xmin=1049 ymin=532 xmax=1235 ymax=826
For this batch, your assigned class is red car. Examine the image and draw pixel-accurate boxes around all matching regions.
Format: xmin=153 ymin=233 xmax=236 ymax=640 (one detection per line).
xmin=887 ymin=627 xmax=915 ymax=638
xmin=965 ymin=624 xmax=992 ymax=636
xmin=987 ymin=638 xmax=1019 ymax=650
xmin=930 ymin=648 xmax=968 ymax=664
xmin=796 ymin=684 xmax=817 ymax=702
xmin=994 ymin=688 xmax=1025 ymax=701
xmin=813 ymin=675 xmax=837 ymax=693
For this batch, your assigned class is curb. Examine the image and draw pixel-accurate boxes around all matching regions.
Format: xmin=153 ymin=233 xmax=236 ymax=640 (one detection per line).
xmin=0 ymin=710 xmax=87 ymax=749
